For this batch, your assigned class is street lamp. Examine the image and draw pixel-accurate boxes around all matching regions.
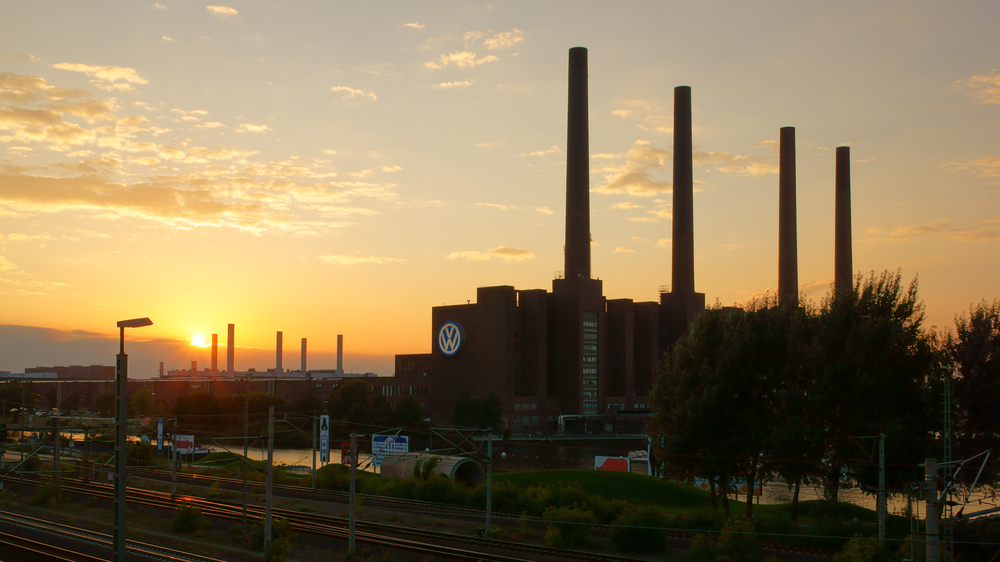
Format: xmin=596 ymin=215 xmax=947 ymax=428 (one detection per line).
xmin=114 ymin=317 xmax=152 ymax=562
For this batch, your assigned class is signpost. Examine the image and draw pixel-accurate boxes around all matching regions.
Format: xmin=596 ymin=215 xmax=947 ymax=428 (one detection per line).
xmin=319 ymin=414 xmax=330 ymax=464
xmin=156 ymin=417 xmax=164 ymax=453
xmin=371 ymin=434 xmax=409 ymax=467
xmin=174 ymin=434 xmax=195 ymax=454
xmin=341 ymin=441 xmax=352 ymax=465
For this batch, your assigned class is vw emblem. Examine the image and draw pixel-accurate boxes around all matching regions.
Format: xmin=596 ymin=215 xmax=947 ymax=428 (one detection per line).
xmin=438 ymin=321 xmax=464 ymax=357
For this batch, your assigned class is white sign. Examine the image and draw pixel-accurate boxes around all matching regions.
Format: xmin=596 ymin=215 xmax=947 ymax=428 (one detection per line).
xmin=319 ymin=415 xmax=330 ymax=463
xmin=156 ymin=418 xmax=164 ymax=452
xmin=437 ymin=321 xmax=464 ymax=356
xmin=174 ymin=434 xmax=195 ymax=454
xmin=371 ymin=434 xmax=409 ymax=468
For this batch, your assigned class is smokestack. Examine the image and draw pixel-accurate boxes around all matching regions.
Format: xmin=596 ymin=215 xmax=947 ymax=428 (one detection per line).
xmin=564 ymin=46 xmax=591 ymax=280
xmin=778 ymin=126 xmax=798 ymax=306
xmin=337 ymin=334 xmax=344 ymax=375
xmin=211 ymin=333 xmax=218 ymax=371
xmin=159 ymin=361 xmax=164 ymax=378
xmin=227 ymin=323 xmax=234 ymax=372
xmin=301 ymin=338 xmax=307 ymax=372
xmin=276 ymin=331 xmax=283 ymax=373
xmin=671 ymin=86 xmax=695 ymax=294
xmin=835 ymin=146 xmax=853 ymax=297
xmin=191 ymin=360 xmax=197 ymax=371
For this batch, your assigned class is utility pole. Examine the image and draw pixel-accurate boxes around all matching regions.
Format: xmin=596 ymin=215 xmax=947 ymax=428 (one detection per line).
xmin=486 ymin=430 xmax=492 ymax=534
xmin=926 ymin=458 xmax=940 ymax=562
xmin=170 ymin=434 xmax=177 ymax=496
xmin=53 ymin=425 xmax=60 ymax=504
xmin=878 ymin=432 xmax=885 ymax=543
xmin=242 ymin=372 xmax=249 ymax=534
xmin=264 ymin=406 xmax=274 ymax=562
xmin=349 ymin=431 xmax=356 ymax=554
xmin=311 ymin=415 xmax=317 ymax=490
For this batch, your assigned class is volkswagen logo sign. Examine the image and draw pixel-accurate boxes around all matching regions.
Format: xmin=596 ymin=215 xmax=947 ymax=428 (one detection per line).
xmin=437 ymin=321 xmax=465 ymax=357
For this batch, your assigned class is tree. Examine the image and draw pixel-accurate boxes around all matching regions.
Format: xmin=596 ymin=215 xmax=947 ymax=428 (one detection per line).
xmin=290 ymin=393 xmax=324 ymax=415
xmin=392 ymin=395 xmax=428 ymax=428
xmin=59 ymin=391 xmax=83 ymax=412
xmin=450 ymin=391 xmax=503 ymax=430
xmin=810 ymin=270 xmax=940 ymax=505
xmin=130 ymin=388 xmax=154 ymax=416
xmin=650 ymin=297 xmax=805 ymax=517
xmin=947 ymin=299 xmax=1000 ymax=487
xmin=93 ymin=391 xmax=116 ymax=416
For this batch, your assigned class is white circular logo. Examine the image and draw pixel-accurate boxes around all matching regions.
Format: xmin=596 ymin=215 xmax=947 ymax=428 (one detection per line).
xmin=437 ymin=321 xmax=464 ymax=356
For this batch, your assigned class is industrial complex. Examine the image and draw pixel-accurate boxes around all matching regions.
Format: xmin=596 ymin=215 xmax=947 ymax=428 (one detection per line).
xmin=3 ymin=47 xmax=855 ymax=436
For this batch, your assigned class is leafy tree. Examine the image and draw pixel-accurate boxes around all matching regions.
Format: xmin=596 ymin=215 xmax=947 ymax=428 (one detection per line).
xmin=450 ymin=391 xmax=503 ymax=430
xmin=392 ymin=395 xmax=428 ymax=427
xmin=290 ymin=393 xmax=324 ymax=415
xmin=947 ymin=299 xmax=1000 ymax=487
xmin=93 ymin=391 xmax=115 ymax=416
xmin=651 ymin=298 xmax=803 ymax=517
xmin=130 ymin=388 xmax=154 ymax=416
xmin=59 ymin=391 xmax=83 ymax=412
xmin=0 ymin=383 xmax=35 ymax=415
xmin=43 ymin=386 xmax=57 ymax=408
xmin=810 ymin=270 xmax=940 ymax=505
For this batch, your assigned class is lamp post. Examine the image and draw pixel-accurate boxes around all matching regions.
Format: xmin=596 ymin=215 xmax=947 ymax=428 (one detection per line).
xmin=114 ymin=317 xmax=152 ymax=562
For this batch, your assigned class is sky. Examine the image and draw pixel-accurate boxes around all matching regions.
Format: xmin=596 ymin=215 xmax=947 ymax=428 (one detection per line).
xmin=1 ymin=1 xmax=999 ymax=378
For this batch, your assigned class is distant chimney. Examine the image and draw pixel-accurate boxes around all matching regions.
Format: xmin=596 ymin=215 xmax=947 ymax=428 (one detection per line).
xmin=191 ymin=360 xmax=197 ymax=371
xmin=301 ymin=338 xmax=307 ymax=372
xmin=337 ymin=334 xmax=344 ymax=375
xmin=211 ymin=333 xmax=218 ymax=371
xmin=276 ymin=331 xmax=283 ymax=373
xmin=671 ymin=85 xmax=695 ymax=295
xmin=563 ymin=46 xmax=591 ymax=280
xmin=159 ymin=361 xmax=164 ymax=378
xmin=835 ymin=146 xmax=853 ymax=297
xmin=778 ymin=126 xmax=799 ymax=306
xmin=227 ymin=323 xmax=235 ymax=372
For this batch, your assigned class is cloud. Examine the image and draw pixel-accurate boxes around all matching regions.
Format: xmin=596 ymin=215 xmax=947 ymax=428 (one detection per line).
xmin=799 ymin=278 xmax=834 ymax=297
xmin=0 ymin=256 xmax=17 ymax=270
xmin=424 ymin=51 xmax=498 ymax=70
xmin=612 ymin=109 xmax=631 ymax=119
xmin=520 ymin=145 xmax=561 ymax=157
xmin=153 ymin=2 xmax=167 ymax=9
xmin=206 ymin=5 xmax=238 ymax=17
xmin=694 ymin=150 xmax=778 ymax=176
xmin=321 ymin=149 xmax=337 ymax=155
xmin=954 ymin=70 xmax=1000 ymax=105
xmin=51 ymin=63 xmax=147 ymax=85
xmin=612 ymin=202 xmax=643 ymax=210
xmin=657 ymin=238 xmax=671 ymax=247
xmin=464 ymin=29 xmax=523 ymax=50
xmin=943 ymin=155 xmax=1000 ymax=184
xmin=194 ymin=121 xmax=228 ymax=129
xmin=475 ymin=202 xmax=510 ymax=210
xmin=319 ymin=255 xmax=404 ymax=265
xmin=477 ymin=140 xmax=506 ymax=148
xmin=235 ymin=123 xmax=272 ymax=134
xmin=447 ymin=246 xmax=535 ymax=261
xmin=612 ymin=246 xmax=635 ymax=253
xmin=433 ymin=80 xmax=472 ymax=89
xmin=330 ymin=86 xmax=377 ymax=101
xmin=401 ymin=22 xmax=426 ymax=29
xmin=863 ymin=218 xmax=1000 ymax=243
xmin=535 ymin=206 xmax=553 ymax=215
xmin=594 ymin=142 xmax=671 ymax=196
xmin=162 ymin=36 xmax=174 ymax=42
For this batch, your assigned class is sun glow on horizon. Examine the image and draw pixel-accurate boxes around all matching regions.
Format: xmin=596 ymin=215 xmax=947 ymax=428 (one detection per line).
xmin=191 ymin=334 xmax=210 ymax=348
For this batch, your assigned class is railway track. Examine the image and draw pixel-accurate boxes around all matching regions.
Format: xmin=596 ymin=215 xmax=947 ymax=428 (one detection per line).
xmin=0 ymin=509 xmax=228 ymax=562
xmin=5 ymin=474 xmax=834 ymax=560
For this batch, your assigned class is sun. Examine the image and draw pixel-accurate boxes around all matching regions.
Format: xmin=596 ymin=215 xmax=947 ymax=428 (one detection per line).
xmin=191 ymin=334 xmax=210 ymax=348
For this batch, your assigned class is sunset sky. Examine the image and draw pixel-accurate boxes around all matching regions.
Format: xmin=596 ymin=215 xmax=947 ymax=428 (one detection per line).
xmin=2 ymin=1 xmax=999 ymax=377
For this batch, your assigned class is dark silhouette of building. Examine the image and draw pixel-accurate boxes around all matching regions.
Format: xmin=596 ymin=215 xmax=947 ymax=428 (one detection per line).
xmin=392 ymin=48 xmax=707 ymax=433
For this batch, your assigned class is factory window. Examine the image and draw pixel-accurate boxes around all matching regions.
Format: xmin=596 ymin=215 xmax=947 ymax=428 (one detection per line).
xmin=530 ymin=404 xmax=537 ymax=410
xmin=531 ymin=416 xmax=538 ymax=431
xmin=409 ymin=385 xmax=413 ymax=395
xmin=583 ymin=332 xmax=597 ymax=341
xmin=513 ymin=417 xmax=520 ymax=431
xmin=522 ymin=416 xmax=530 ymax=430
xmin=515 ymin=404 xmax=521 ymax=410
xmin=583 ymin=344 xmax=597 ymax=352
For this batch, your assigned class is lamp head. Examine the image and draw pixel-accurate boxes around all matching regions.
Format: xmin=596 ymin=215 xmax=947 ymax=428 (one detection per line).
xmin=117 ymin=317 xmax=153 ymax=328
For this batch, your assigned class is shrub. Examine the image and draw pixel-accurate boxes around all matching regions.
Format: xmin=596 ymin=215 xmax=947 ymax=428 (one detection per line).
xmin=592 ymin=497 xmax=629 ymax=524
xmin=717 ymin=516 xmax=761 ymax=562
xmin=249 ymin=517 xmax=295 ymax=553
xmin=689 ymin=533 xmax=717 ymax=561
xmin=833 ymin=535 xmax=878 ymax=562
xmin=171 ymin=505 xmax=203 ymax=533
xmin=542 ymin=506 xmax=596 ymax=548
xmin=610 ymin=505 xmax=668 ymax=553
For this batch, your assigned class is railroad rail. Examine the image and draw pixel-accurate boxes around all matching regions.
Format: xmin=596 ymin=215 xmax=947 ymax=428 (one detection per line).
xmin=0 ymin=508 xmax=229 ymax=562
